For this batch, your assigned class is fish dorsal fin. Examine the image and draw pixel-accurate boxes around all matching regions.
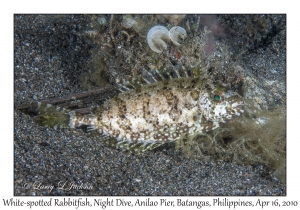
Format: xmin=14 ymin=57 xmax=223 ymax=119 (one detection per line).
xmin=116 ymin=60 xmax=209 ymax=93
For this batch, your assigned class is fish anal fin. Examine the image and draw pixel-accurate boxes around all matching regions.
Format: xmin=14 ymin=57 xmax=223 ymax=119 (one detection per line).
xmin=116 ymin=141 xmax=165 ymax=154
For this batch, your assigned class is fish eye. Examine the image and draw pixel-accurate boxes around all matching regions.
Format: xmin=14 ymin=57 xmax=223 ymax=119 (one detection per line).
xmin=213 ymin=95 xmax=221 ymax=101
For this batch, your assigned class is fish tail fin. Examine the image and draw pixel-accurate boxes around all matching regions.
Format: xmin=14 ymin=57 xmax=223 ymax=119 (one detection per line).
xmin=21 ymin=102 xmax=74 ymax=128
xmin=20 ymin=102 xmax=96 ymax=130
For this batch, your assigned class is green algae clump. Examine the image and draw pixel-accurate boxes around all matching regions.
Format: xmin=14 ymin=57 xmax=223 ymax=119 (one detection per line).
xmin=176 ymin=105 xmax=286 ymax=183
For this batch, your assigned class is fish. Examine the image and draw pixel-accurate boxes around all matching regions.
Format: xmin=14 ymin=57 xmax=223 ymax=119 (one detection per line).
xmin=18 ymin=63 xmax=244 ymax=154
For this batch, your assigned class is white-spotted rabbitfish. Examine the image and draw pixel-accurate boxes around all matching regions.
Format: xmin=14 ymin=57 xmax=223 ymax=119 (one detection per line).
xmin=23 ymin=64 xmax=244 ymax=153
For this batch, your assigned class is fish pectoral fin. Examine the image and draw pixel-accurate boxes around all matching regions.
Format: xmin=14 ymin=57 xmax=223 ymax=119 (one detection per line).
xmin=78 ymin=125 xmax=96 ymax=133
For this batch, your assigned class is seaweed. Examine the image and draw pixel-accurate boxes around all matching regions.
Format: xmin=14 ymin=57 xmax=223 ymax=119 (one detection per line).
xmin=176 ymin=105 xmax=286 ymax=182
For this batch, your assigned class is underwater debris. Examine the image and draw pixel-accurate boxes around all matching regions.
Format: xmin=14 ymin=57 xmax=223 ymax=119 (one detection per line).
xmin=147 ymin=26 xmax=187 ymax=53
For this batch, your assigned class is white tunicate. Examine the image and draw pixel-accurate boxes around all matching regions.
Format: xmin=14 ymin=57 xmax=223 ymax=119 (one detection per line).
xmin=122 ymin=17 xmax=138 ymax=29
xmin=147 ymin=25 xmax=187 ymax=53
xmin=147 ymin=26 xmax=170 ymax=53
xmin=162 ymin=15 xmax=186 ymax=25
xmin=97 ymin=17 xmax=106 ymax=25
xmin=169 ymin=26 xmax=187 ymax=46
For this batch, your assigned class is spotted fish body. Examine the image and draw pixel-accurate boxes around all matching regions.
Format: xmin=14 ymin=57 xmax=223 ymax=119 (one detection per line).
xmin=26 ymin=67 xmax=244 ymax=153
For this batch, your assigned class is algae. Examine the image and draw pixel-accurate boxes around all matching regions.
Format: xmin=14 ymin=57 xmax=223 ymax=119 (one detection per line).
xmin=176 ymin=105 xmax=286 ymax=182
